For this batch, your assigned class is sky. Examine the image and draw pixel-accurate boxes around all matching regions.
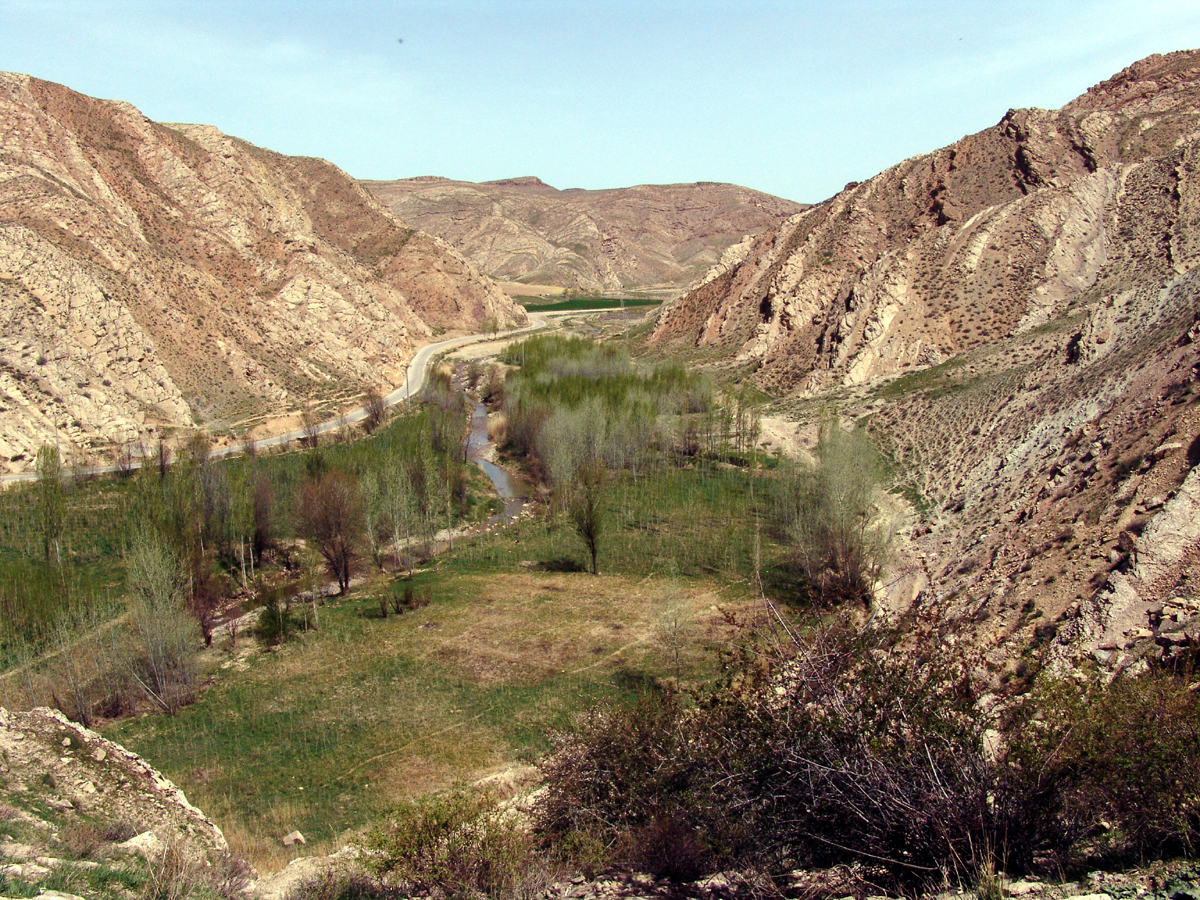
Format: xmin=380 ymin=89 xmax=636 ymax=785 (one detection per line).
xmin=3 ymin=1 xmax=1200 ymax=203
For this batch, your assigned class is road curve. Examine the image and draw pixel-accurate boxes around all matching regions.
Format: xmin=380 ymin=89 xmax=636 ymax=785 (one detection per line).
xmin=1 ymin=315 xmax=548 ymax=485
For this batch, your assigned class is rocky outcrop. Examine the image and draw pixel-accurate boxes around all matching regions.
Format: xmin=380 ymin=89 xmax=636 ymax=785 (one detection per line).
xmin=651 ymin=51 xmax=1200 ymax=669
xmin=0 ymin=706 xmax=227 ymax=858
xmin=0 ymin=73 xmax=526 ymax=472
xmin=363 ymin=176 xmax=804 ymax=293
xmin=651 ymin=50 xmax=1200 ymax=395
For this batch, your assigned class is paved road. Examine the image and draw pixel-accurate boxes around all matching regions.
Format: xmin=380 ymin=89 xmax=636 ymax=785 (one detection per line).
xmin=1 ymin=314 xmax=549 ymax=485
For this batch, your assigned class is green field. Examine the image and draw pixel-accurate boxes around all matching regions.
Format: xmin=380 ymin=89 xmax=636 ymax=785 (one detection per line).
xmin=517 ymin=295 xmax=661 ymax=312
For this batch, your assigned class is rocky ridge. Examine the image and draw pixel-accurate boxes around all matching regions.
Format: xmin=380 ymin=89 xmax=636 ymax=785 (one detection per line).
xmin=362 ymin=176 xmax=804 ymax=293
xmin=651 ymin=51 xmax=1200 ymax=670
xmin=0 ymin=706 xmax=233 ymax=893
xmin=0 ymin=73 xmax=526 ymax=473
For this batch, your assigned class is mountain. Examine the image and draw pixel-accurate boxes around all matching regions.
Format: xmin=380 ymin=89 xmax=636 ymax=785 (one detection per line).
xmin=0 ymin=74 xmax=526 ymax=472
xmin=654 ymin=51 xmax=1200 ymax=671
xmin=362 ymin=175 xmax=805 ymax=293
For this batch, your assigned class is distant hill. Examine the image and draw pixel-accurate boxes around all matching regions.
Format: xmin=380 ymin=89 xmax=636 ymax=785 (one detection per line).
xmin=362 ymin=176 xmax=805 ymax=293
xmin=0 ymin=73 xmax=525 ymax=471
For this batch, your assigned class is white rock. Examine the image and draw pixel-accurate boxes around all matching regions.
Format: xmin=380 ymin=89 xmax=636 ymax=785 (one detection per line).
xmin=1009 ymin=881 xmax=1044 ymax=896
xmin=118 ymin=831 xmax=164 ymax=858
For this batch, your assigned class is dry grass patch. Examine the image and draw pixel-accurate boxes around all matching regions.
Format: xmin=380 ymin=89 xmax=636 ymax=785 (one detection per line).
xmin=402 ymin=572 xmax=733 ymax=685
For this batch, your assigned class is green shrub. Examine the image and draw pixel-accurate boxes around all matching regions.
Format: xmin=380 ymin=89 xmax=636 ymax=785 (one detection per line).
xmin=367 ymin=786 xmax=533 ymax=899
xmin=1006 ymin=669 xmax=1200 ymax=863
xmin=253 ymin=582 xmax=294 ymax=646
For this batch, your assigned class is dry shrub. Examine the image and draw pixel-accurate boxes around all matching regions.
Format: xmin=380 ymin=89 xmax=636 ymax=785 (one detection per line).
xmin=487 ymin=413 xmax=507 ymax=446
xmin=537 ymin=622 xmax=1025 ymax=890
xmin=101 ymin=820 xmax=141 ymax=843
xmin=60 ymin=821 xmax=105 ymax=859
xmin=289 ymin=868 xmax=403 ymax=900
xmin=209 ymin=852 xmax=257 ymax=900
xmin=536 ymin=698 xmax=700 ymax=870
xmin=140 ymin=840 xmax=253 ymax=900
xmin=142 ymin=840 xmax=200 ymax=900
xmin=539 ymin=614 xmax=1200 ymax=887
xmin=619 ymin=814 xmax=709 ymax=883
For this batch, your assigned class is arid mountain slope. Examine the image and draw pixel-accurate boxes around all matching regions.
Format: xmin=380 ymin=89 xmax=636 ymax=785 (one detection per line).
xmin=363 ymin=175 xmax=804 ymax=292
xmin=0 ymin=74 xmax=525 ymax=472
xmin=655 ymin=51 xmax=1200 ymax=671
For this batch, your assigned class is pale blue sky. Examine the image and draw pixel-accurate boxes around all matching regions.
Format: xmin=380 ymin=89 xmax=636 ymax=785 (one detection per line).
xmin=3 ymin=1 xmax=1200 ymax=202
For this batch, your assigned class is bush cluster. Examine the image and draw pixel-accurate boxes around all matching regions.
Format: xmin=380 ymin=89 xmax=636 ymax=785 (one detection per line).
xmin=536 ymin=622 xmax=1200 ymax=889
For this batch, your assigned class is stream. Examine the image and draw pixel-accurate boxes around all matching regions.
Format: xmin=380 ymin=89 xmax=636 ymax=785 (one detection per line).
xmin=464 ymin=399 xmax=527 ymax=525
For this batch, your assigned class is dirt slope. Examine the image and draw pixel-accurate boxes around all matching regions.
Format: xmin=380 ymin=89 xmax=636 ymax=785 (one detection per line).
xmin=653 ymin=50 xmax=1200 ymax=672
xmin=0 ymin=74 xmax=526 ymax=473
xmin=363 ymin=175 xmax=804 ymax=293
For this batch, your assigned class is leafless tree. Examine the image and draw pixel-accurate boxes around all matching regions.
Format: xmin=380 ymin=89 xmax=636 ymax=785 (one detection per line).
xmin=156 ymin=436 xmax=172 ymax=479
xmin=295 ymin=470 xmax=364 ymax=595
xmin=252 ymin=474 xmax=273 ymax=565
xmin=35 ymin=445 xmax=64 ymax=569
xmin=363 ymin=386 xmax=387 ymax=433
xmin=126 ymin=529 xmax=199 ymax=714
xmin=301 ymin=408 xmax=320 ymax=449
xmin=113 ymin=441 xmax=137 ymax=478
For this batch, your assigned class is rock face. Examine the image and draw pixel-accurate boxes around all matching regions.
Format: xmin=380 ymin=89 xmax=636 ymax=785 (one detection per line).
xmin=652 ymin=51 xmax=1200 ymax=393
xmin=0 ymin=73 xmax=526 ymax=472
xmin=363 ymin=175 xmax=804 ymax=293
xmin=654 ymin=51 xmax=1200 ymax=669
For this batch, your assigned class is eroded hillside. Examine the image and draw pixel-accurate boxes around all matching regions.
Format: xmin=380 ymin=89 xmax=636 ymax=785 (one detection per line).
xmin=0 ymin=74 xmax=526 ymax=473
xmin=363 ymin=175 xmax=804 ymax=293
xmin=653 ymin=50 xmax=1200 ymax=672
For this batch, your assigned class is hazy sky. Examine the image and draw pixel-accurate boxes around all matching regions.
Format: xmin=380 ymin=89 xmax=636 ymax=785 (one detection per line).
xmin=3 ymin=1 xmax=1200 ymax=203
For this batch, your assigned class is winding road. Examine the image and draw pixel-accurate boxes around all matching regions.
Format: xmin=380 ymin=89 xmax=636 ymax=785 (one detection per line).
xmin=1 ymin=314 xmax=549 ymax=485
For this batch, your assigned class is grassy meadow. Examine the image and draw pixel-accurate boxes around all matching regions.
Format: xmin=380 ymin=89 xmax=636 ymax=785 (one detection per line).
xmin=517 ymin=295 xmax=660 ymax=313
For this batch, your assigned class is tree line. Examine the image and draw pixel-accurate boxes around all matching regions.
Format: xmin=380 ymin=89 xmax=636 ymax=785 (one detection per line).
xmin=0 ymin=381 xmax=474 ymax=722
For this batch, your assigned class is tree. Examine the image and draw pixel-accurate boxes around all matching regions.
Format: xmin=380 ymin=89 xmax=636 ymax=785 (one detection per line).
xmin=786 ymin=420 xmax=896 ymax=606
xmin=155 ymin=437 xmax=171 ymax=479
xmin=568 ymin=462 xmax=607 ymax=575
xmin=112 ymin=440 xmax=139 ymax=479
xmin=126 ymin=528 xmax=199 ymax=714
xmin=384 ymin=458 xmax=414 ymax=572
xmin=363 ymin=386 xmax=387 ymax=434
xmin=295 ymin=470 xmax=364 ymax=595
xmin=35 ymin=445 xmax=64 ymax=569
xmin=301 ymin=408 xmax=321 ymax=449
